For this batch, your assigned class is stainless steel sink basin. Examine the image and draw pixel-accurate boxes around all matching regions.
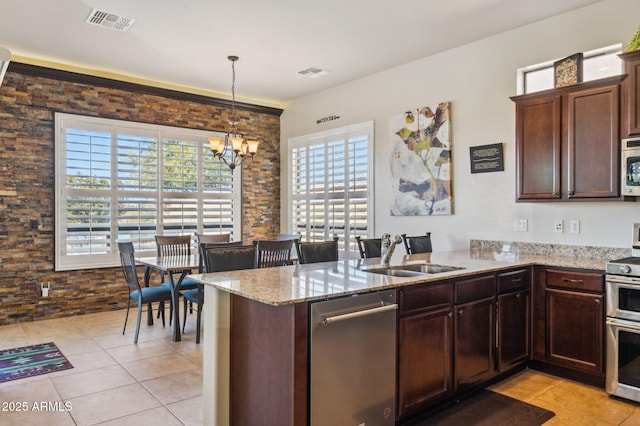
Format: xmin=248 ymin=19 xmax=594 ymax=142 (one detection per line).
xmin=397 ymin=264 xmax=465 ymax=274
xmin=364 ymin=263 xmax=465 ymax=277
xmin=367 ymin=268 xmax=426 ymax=277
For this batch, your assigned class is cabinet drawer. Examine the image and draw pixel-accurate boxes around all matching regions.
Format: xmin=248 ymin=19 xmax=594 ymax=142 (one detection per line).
xmin=399 ymin=282 xmax=452 ymax=314
xmin=455 ymin=275 xmax=496 ymax=304
xmin=497 ymin=268 xmax=530 ymax=294
xmin=546 ymin=269 xmax=603 ymax=293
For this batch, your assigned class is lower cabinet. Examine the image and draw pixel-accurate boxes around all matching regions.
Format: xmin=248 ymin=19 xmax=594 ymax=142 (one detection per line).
xmin=397 ymin=268 xmax=531 ymax=421
xmin=532 ymin=267 xmax=605 ymax=385
xmin=397 ymin=282 xmax=453 ymax=418
xmin=453 ymin=274 xmax=496 ymax=391
xmin=398 ymin=306 xmax=453 ymax=417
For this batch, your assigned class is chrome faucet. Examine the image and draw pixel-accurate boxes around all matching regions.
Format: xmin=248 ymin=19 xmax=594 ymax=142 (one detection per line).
xmin=380 ymin=233 xmax=402 ymax=265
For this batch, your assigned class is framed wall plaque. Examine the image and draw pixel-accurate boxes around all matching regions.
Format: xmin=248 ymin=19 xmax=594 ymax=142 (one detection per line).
xmin=469 ymin=143 xmax=504 ymax=173
xmin=553 ymin=53 xmax=583 ymax=88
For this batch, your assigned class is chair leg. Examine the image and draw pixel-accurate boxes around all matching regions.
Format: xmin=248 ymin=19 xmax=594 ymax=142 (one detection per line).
xmin=134 ymin=303 xmax=142 ymax=344
xmin=182 ymin=297 xmax=188 ymax=334
xmin=195 ymin=304 xmax=202 ymax=344
xmin=160 ymin=301 xmax=166 ymax=327
xmin=123 ymin=298 xmax=131 ymax=335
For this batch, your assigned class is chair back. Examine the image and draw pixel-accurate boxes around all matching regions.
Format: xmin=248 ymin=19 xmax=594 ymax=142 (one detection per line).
xmin=254 ymin=239 xmax=293 ymax=268
xmin=155 ymin=235 xmax=192 ymax=257
xmin=195 ymin=233 xmax=231 ymax=244
xmin=197 ymin=241 xmax=245 ymax=272
xmin=200 ymin=244 xmax=257 ymax=273
xmin=117 ymin=241 xmax=141 ymax=292
xmin=355 ymin=236 xmax=382 ymax=259
xmin=297 ymin=236 xmax=339 ymax=264
xmin=402 ymin=232 xmax=433 ymax=254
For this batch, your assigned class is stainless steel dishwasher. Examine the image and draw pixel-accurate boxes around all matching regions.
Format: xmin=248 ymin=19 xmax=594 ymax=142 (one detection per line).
xmin=310 ymin=290 xmax=397 ymax=426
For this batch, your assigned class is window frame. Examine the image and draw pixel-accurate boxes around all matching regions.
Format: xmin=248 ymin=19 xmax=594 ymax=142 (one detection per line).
xmin=54 ymin=113 xmax=241 ymax=271
xmin=288 ymin=121 xmax=374 ymax=258
xmin=516 ymin=44 xmax=623 ymax=95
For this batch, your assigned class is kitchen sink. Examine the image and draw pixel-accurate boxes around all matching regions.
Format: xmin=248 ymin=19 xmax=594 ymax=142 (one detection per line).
xmin=364 ymin=263 xmax=465 ymax=277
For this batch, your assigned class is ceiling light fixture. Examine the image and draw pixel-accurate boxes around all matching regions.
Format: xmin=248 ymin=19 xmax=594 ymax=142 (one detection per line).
xmin=209 ymin=56 xmax=259 ymax=170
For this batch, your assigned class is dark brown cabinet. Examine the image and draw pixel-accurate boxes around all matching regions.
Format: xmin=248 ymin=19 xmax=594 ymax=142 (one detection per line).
xmin=512 ymin=75 xmax=625 ymax=201
xmin=497 ymin=268 xmax=531 ymax=371
xmin=397 ymin=282 xmax=453 ymax=418
xmin=453 ymin=274 xmax=496 ymax=391
xmin=532 ymin=268 xmax=605 ymax=385
xmin=621 ymin=49 xmax=640 ymax=137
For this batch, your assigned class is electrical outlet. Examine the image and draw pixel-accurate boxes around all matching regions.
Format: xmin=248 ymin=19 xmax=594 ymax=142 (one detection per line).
xmin=554 ymin=220 xmax=564 ymax=233
xmin=569 ymin=220 xmax=580 ymax=234
xmin=41 ymin=282 xmax=50 ymax=297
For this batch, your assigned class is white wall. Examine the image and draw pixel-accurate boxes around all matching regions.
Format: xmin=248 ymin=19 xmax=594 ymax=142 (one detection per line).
xmin=280 ymin=0 xmax=640 ymax=251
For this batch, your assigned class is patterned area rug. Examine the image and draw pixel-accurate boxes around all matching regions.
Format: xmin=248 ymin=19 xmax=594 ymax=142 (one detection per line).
xmin=412 ymin=390 xmax=555 ymax=426
xmin=0 ymin=342 xmax=73 ymax=383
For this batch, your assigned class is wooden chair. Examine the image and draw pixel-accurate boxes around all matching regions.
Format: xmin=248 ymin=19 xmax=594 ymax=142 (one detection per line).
xmin=253 ymin=239 xmax=294 ymax=268
xmin=195 ymin=233 xmax=231 ymax=245
xmin=354 ymin=236 xmax=382 ymax=259
xmin=155 ymin=235 xmax=199 ymax=321
xmin=401 ymin=232 xmax=433 ymax=255
xmin=182 ymin=244 xmax=257 ymax=343
xmin=118 ymin=241 xmax=173 ymax=344
xmin=296 ymin=236 xmax=339 ymax=264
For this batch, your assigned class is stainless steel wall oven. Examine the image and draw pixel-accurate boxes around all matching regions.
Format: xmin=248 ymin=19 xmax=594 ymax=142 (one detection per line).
xmin=606 ymin=251 xmax=640 ymax=402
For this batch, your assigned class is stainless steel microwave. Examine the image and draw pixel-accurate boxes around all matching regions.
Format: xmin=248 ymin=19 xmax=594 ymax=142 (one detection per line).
xmin=622 ymin=138 xmax=640 ymax=196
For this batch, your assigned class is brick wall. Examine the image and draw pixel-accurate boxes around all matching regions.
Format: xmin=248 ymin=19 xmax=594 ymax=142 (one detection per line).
xmin=0 ymin=66 xmax=281 ymax=325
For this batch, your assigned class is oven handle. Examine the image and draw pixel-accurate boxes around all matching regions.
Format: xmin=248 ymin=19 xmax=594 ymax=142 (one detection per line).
xmin=607 ymin=318 xmax=640 ymax=331
xmin=606 ymin=275 xmax=640 ymax=286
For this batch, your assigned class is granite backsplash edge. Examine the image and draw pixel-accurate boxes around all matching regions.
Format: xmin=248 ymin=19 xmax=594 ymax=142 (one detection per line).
xmin=470 ymin=240 xmax=630 ymax=260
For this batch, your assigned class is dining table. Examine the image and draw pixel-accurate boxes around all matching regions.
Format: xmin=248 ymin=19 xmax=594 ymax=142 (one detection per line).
xmin=136 ymin=254 xmax=200 ymax=342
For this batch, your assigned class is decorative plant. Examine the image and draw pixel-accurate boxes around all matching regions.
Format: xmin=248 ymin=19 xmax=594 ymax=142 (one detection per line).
xmin=626 ymin=25 xmax=640 ymax=52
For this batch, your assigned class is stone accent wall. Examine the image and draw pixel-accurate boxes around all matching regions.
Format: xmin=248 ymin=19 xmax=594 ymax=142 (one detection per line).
xmin=0 ymin=67 xmax=281 ymax=325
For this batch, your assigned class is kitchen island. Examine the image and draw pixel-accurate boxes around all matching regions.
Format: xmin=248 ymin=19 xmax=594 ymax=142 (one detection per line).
xmin=190 ymin=249 xmax=609 ymax=425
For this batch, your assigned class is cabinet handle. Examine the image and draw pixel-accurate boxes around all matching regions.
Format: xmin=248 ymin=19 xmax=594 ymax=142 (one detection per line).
xmin=568 ymin=190 xmax=575 ymax=196
xmin=459 ymin=309 xmax=464 ymax=316
xmin=515 ymin=293 xmax=521 ymax=299
xmin=595 ymin=299 xmax=601 ymax=305
xmin=562 ymin=278 xmax=584 ymax=285
xmin=511 ymin=278 xmax=522 ymax=283
xmin=553 ymin=192 xmax=559 ymax=196
xmin=447 ymin=312 xmax=453 ymax=318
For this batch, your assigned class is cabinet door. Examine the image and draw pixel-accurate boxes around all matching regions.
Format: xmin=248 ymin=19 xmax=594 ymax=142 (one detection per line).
xmin=497 ymin=290 xmax=530 ymax=371
xmin=515 ymin=96 xmax=562 ymax=200
xmin=454 ymin=297 xmax=495 ymax=390
xmin=545 ymin=288 xmax=604 ymax=374
xmin=621 ymin=50 xmax=640 ymax=137
xmin=397 ymin=307 xmax=453 ymax=418
xmin=566 ymin=84 xmax=620 ymax=198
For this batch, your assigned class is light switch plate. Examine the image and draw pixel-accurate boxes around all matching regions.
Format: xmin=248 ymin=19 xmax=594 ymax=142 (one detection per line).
xmin=569 ymin=220 xmax=580 ymax=234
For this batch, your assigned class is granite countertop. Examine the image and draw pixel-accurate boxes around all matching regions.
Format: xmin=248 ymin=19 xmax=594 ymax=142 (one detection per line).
xmin=189 ymin=249 xmax=612 ymax=306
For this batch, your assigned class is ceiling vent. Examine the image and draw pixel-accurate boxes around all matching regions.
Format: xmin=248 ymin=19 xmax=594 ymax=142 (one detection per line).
xmin=298 ymin=67 xmax=330 ymax=79
xmin=85 ymin=9 xmax=136 ymax=32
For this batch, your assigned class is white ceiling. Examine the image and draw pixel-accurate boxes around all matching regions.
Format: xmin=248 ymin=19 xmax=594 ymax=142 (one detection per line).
xmin=1 ymin=0 xmax=602 ymax=108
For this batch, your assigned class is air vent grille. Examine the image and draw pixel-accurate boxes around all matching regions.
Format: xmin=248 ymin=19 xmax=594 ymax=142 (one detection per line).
xmin=298 ymin=67 xmax=330 ymax=79
xmin=85 ymin=9 xmax=136 ymax=32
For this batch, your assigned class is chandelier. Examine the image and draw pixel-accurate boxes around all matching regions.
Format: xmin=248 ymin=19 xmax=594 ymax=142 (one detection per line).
xmin=208 ymin=56 xmax=259 ymax=170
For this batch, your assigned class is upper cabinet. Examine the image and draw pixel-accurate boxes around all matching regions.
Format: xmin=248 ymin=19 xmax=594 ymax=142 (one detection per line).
xmin=621 ymin=50 xmax=640 ymax=138
xmin=511 ymin=75 xmax=626 ymax=201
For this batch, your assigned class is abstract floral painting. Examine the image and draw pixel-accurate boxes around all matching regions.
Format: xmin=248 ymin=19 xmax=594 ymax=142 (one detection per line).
xmin=389 ymin=102 xmax=452 ymax=216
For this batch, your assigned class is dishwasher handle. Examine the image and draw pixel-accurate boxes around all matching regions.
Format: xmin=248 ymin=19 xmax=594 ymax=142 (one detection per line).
xmin=321 ymin=303 xmax=398 ymax=325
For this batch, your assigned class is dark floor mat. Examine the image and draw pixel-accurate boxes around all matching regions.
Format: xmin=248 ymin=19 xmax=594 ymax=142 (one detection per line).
xmin=412 ymin=390 xmax=555 ymax=426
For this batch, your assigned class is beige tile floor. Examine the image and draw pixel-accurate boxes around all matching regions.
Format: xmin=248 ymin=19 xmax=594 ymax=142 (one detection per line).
xmin=2 ymin=307 xmax=640 ymax=425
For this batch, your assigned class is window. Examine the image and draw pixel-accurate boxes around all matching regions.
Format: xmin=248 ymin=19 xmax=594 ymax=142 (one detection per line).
xmin=517 ymin=44 xmax=623 ymax=94
xmin=289 ymin=121 xmax=373 ymax=258
xmin=55 ymin=113 xmax=240 ymax=271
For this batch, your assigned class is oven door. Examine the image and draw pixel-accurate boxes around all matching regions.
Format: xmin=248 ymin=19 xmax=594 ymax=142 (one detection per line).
xmin=606 ymin=275 xmax=640 ymax=322
xmin=606 ymin=317 xmax=640 ymax=402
